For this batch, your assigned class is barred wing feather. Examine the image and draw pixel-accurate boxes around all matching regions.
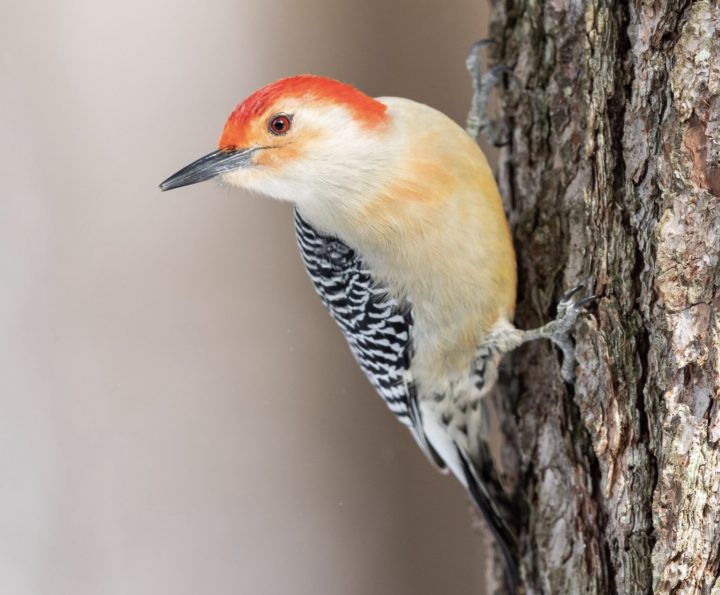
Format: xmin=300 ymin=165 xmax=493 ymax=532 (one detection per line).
xmin=293 ymin=208 xmax=442 ymax=468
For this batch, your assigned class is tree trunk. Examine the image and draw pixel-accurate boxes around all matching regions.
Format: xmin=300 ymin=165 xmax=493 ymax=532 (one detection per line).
xmin=486 ymin=1 xmax=720 ymax=593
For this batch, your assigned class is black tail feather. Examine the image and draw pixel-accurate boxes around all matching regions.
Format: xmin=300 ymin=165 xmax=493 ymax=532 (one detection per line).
xmin=457 ymin=447 xmax=520 ymax=593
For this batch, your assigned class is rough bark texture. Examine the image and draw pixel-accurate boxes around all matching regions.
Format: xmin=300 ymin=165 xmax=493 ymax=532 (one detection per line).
xmin=487 ymin=1 xmax=720 ymax=593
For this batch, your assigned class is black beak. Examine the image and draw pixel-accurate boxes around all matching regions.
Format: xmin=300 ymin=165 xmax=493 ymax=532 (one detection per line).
xmin=159 ymin=148 xmax=255 ymax=191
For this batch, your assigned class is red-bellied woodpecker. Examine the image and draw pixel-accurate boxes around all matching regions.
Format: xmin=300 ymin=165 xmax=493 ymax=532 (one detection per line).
xmin=160 ymin=72 xmax=594 ymax=591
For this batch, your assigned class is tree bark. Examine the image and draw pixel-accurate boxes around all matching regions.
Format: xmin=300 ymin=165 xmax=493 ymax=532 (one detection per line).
xmin=486 ymin=1 xmax=720 ymax=593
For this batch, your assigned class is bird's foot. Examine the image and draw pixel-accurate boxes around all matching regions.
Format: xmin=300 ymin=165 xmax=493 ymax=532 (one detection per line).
xmin=519 ymin=285 xmax=598 ymax=384
xmin=465 ymin=39 xmax=513 ymax=147
xmin=554 ymin=285 xmax=598 ymax=335
xmin=551 ymin=285 xmax=598 ymax=383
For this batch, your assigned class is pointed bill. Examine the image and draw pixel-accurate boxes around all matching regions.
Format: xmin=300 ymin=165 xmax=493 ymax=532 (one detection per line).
xmin=159 ymin=148 xmax=256 ymax=191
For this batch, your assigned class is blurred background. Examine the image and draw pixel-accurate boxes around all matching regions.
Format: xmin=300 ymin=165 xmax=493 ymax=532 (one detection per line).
xmin=1 ymin=1 xmax=493 ymax=593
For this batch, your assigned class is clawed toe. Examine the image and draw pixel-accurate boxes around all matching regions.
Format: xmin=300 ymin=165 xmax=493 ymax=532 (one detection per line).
xmin=559 ymin=284 xmax=585 ymax=305
xmin=465 ymin=39 xmax=496 ymax=67
xmin=487 ymin=64 xmax=514 ymax=78
xmin=576 ymin=295 xmax=599 ymax=309
xmin=513 ymin=285 xmax=598 ymax=384
xmin=552 ymin=286 xmax=598 ymax=383
xmin=465 ymin=41 xmax=513 ymax=145
xmin=556 ymin=285 xmax=597 ymax=325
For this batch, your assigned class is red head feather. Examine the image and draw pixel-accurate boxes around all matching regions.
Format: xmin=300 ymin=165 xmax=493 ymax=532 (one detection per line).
xmin=218 ymin=75 xmax=388 ymax=148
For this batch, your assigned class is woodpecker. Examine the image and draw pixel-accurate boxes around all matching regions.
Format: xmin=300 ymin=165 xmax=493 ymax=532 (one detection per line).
xmin=160 ymin=73 xmax=593 ymax=591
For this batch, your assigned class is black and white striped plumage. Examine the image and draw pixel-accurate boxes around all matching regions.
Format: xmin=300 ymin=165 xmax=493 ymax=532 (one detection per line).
xmin=294 ymin=209 xmax=412 ymax=419
xmin=294 ymin=208 xmax=519 ymax=587
xmin=294 ymin=208 xmax=444 ymax=466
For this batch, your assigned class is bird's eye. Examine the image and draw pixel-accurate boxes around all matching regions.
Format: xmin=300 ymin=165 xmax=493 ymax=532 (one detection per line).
xmin=269 ymin=114 xmax=291 ymax=135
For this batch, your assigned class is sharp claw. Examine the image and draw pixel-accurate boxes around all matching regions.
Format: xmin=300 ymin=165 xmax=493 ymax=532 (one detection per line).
xmin=466 ymin=39 xmax=495 ymax=72
xmin=518 ymin=286 xmax=599 ymax=385
xmin=560 ymin=284 xmax=585 ymax=303
xmin=469 ymin=39 xmax=496 ymax=51
xmin=576 ymin=295 xmax=599 ymax=309
xmin=488 ymin=65 xmax=514 ymax=77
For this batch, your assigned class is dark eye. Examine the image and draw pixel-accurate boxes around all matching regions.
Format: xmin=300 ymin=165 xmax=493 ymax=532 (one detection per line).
xmin=269 ymin=114 xmax=291 ymax=135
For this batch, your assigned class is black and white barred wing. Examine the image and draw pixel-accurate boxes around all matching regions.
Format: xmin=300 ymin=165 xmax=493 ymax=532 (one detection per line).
xmin=294 ymin=210 xmax=516 ymax=586
xmin=295 ymin=209 xmax=449 ymax=463
xmin=293 ymin=209 xmax=416 ymax=421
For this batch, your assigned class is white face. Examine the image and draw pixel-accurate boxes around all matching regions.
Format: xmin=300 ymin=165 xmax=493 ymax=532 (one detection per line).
xmin=220 ymin=101 xmax=398 ymax=231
